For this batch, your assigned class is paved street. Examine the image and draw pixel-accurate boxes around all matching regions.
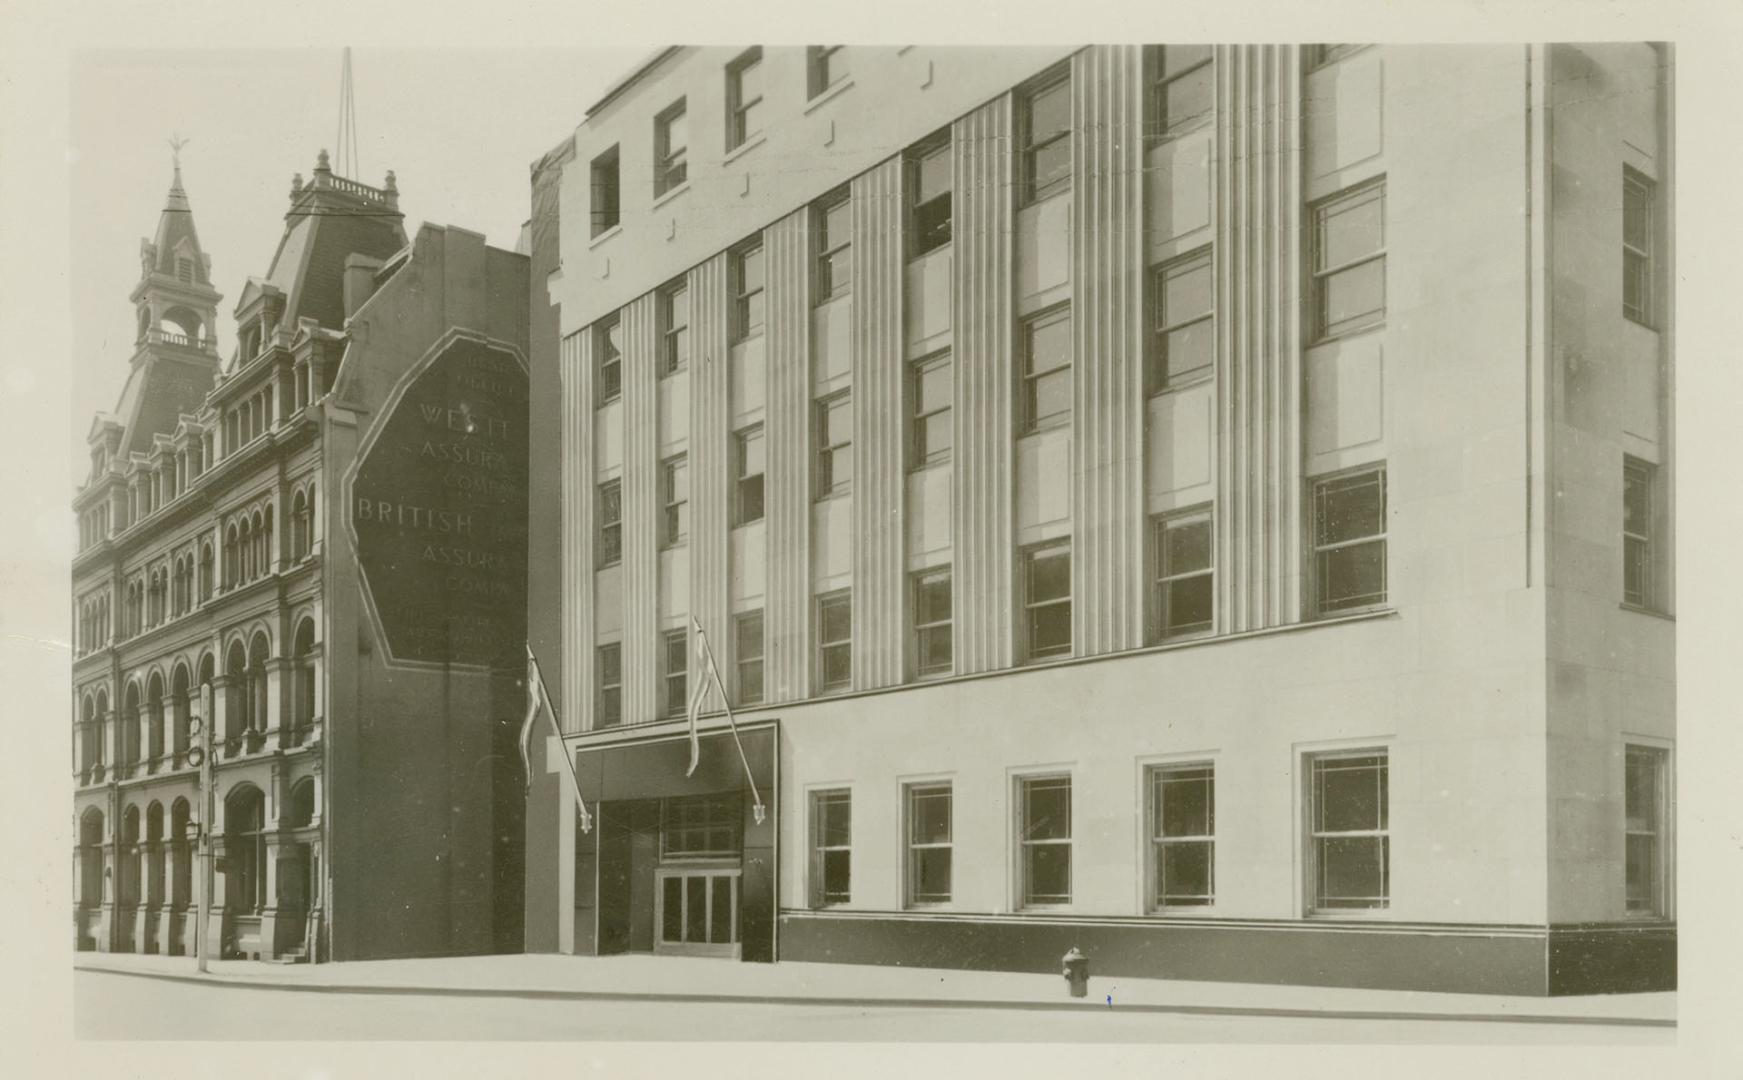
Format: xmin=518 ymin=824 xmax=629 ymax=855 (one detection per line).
xmin=76 ymin=969 xmax=1671 ymax=1043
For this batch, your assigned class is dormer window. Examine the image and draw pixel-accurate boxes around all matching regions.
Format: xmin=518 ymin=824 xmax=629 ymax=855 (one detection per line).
xmin=175 ymin=256 xmax=194 ymax=283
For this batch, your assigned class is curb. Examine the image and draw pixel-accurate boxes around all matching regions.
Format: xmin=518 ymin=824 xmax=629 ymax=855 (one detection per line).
xmin=75 ymin=963 xmax=1676 ymax=1029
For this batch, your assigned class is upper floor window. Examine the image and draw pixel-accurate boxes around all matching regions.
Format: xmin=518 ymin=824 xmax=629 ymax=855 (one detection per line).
xmin=1151 ymin=247 xmax=1214 ymax=390
xmin=654 ymin=98 xmax=689 ymax=197
xmin=726 ymin=47 xmax=764 ymax=151
xmin=661 ymin=628 xmax=688 ymax=719
xmin=807 ymin=46 xmax=849 ymax=98
xmin=595 ymin=314 xmax=623 ymax=405
xmin=731 ymin=240 xmax=766 ymax=343
xmin=1625 ymin=745 xmax=1671 ymax=917
xmin=662 ymin=454 xmax=689 ymax=548
xmin=1307 ymin=750 xmax=1389 ymax=912
xmin=815 ymin=394 xmax=853 ymax=499
xmin=1623 ymin=167 xmax=1656 ymax=327
xmin=1019 ymin=67 xmax=1073 ymax=204
xmin=910 ymin=350 xmax=952 ymax=468
xmin=659 ymin=281 xmax=689 ymax=376
xmin=1154 ymin=508 xmax=1214 ymax=639
xmin=1623 ymin=456 xmax=1657 ymax=609
xmin=734 ymin=425 xmax=766 ymax=525
xmin=734 ymin=610 xmax=765 ymax=705
xmin=1311 ymin=465 xmax=1387 ymax=616
xmin=1023 ymin=543 xmax=1072 ymax=662
xmin=907 ymin=130 xmax=952 ymax=257
xmin=590 ymin=145 xmax=620 ymax=238
xmin=1021 ymin=306 xmax=1073 ymax=433
xmin=817 ymin=590 xmax=852 ymax=692
xmin=596 ymin=642 xmax=623 ymax=727
xmin=597 ymin=479 xmax=623 ymax=568
xmin=1310 ymin=179 xmax=1386 ymax=341
xmin=912 ymin=567 xmax=953 ymax=678
xmin=1146 ymin=45 xmax=1213 ymax=141
xmin=815 ymin=189 xmax=852 ymax=302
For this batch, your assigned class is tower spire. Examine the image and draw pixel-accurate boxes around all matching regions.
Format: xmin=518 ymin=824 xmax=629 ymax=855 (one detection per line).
xmin=335 ymin=47 xmax=360 ymax=177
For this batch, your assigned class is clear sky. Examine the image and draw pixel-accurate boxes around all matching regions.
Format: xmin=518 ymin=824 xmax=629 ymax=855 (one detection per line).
xmin=69 ymin=47 xmax=646 ymax=463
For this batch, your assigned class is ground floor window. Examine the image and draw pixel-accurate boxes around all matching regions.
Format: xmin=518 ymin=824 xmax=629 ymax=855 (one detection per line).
xmin=1149 ymin=763 xmax=1214 ymax=909
xmin=1307 ymin=750 xmax=1389 ymax=912
xmin=809 ymin=789 xmax=852 ymax=907
xmin=661 ymin=792 xmax=741 ymax=859
xmin=905 ymin=783 xmax=952 ymax=906
xmin=1625 ymin=745 xmax=1671 ymax=916
xmin=1019 ymin=774 xmax=1072 ymax=907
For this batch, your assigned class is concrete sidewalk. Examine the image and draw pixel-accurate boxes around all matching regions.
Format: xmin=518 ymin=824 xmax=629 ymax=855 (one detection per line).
xmin=73 ymin=951 xmax=1675 ymax=1028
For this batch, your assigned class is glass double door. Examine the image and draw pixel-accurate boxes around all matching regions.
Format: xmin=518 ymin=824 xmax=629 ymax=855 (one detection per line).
xmin=654 ymin=866 xmax=740 ymax=958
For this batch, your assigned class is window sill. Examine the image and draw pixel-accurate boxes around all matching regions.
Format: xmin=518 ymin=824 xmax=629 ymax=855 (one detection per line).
xmin=651 ymin=181 xmax=691 ymax=211
xmin=814 ymin=488 xmax=852 ymax=504
xmin=1305 ymin=907 xmax=1392 ymax=920
xmin=595 ymin=396 xmax=622 ymax=410
xmin=724 ymin=133 xmax=768 ymax=166
xmin=1620 ymin=602 xmax=1675 ymax=622
xmin=1020 ymin=185 xmax=1072 ymax=212
xmin=803 ymin=78 xmax=855 ymax=115
xmin=1019 ymin=417 xmax=1071 ymax=439
xmin=1309 ymin=320 xmax=1384 ymax=350
xmin=587 ymin=224 xmax=623 ymax=250
xmin=1150 ymin=373 xmax=1213 ymax=398
xmin=1145 ymin=117 xmax=1214 ymax=149
xmin=908 ymin=456 xmax=952 ymax=475
xmin=907 ymin=240 xmax=952 ymax=264
xmin=1016 ymin=904 xmax=1073 ymax=914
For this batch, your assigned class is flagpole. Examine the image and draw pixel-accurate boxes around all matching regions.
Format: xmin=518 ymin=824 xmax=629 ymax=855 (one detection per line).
xmin=526 ymin=644 xmax=591 ymax=834
xmin=695 ymin=628 xmax=765 ymax=825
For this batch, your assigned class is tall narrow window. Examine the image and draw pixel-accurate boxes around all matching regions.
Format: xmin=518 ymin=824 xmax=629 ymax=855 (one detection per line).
xmin=662 ymin=454 xmax=689 ymax=547
xmin=734 ymin=426 xmax=765 ymax=525
xmin=810 ymin=789 xmax=852 ymax=906
xmin=596 ymin=643 xmax=623 ymax=728
xmin=1146 ymin=45 xmax=1213 ymax=140
xmin=907 ymin=130 xmax=953 ymax=257
xmin=595 ymin=314 xmax=623 ymax=405
xmin=906 ymin=783 xmax=953 ymax=906
xmin=1623 ymin=456 xmax=1656 ymax=609
xmin=1152 ymin=247 xmax=1214 ymax=390
xmin=662 ymin=629 xmax=688 ymax=719
xmin=910 ymin=351 xmax=952 ymax=468
xmin=1623 ymin=167 xmax=1655 ymax=326
xmin=1312 ymin=466 xmax=1387 ymax=616
xmin=1021 ymin=306 xmax=1073 ymax=432
xmin=912 ymin=567 xmax=953 ymax=678
xmin=1023 ymin=544 xmax=1072 ymax=661
xmin=1019 ymin=775 xmax=1072 ymax=907
xmin=731 ymin=241 xmax=765 ymax=342
xmin=589 ymin=145 xmax=620 ymax=238
xmin=815 ymin=189 xmax=852 ymax=302
xmin=659 ymin=280 xmax=690 ymax=376
xmin=654 ymin=98 xmax=689 ymax=197
xmin=1149 ymin=764 xmax=1215 ymax=909
xmin=1625 ymin=745 xmax=1670 ymax=916
xmin=726 ymin=47 xmax=764 ymax=151
xmin=807 ymin=45 xmax=848 ymax=98
xmin=815 ymin=394 xmax=853 ymax=498
xmin=1308 ymin=751 xmax=1389 ymax=912
xmin=1019 ymin=67 xmax=1073 ymax=204
xmin=1154 ymin=509 xmax=1214 ymax=639
xmin=1311 ymin=180 xmax=1386 ymax=341
xmin=734 ymin=610 xmax=765 ymax=705
xmin=597 ymin=479 xmax=623 ymax=568
xmin=817 ymin=590 xmax=852 ymax=692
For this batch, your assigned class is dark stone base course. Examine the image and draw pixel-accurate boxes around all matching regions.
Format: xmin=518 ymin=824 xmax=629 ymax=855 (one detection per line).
xmin=779 ymin=914 xmax=1677 ymax=997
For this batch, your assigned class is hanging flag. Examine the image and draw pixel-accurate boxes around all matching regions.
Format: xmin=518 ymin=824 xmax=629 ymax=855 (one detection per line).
xmin=684 ymin=616 xmax=716 ymax=777
xmin=523 ymin=644 xmax=592 ymax=834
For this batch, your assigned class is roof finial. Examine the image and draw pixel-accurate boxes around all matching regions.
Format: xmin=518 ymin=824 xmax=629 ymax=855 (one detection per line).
xmin=167 ymin=132 xmax=190 ymax=190
xmin=316 ymin=148 xmax=331 ymax=173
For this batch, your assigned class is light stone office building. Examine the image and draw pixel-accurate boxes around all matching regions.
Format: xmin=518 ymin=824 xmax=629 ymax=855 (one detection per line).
xmin=521 ymin=44 xmax=1675 ymax=994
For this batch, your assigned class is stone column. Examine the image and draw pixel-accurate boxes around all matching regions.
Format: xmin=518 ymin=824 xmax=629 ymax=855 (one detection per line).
xmin=265 ymin=658 xmax=291 ymax=747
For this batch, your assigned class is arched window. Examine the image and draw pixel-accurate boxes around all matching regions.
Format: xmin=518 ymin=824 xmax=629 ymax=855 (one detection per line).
xmin=258 ymin=507 xmax=272 ymax=575
xmin=145 ymin=672 xmax=165 ymax=771
xmin=200 ymin=542 xmax=214 ymax=600
xmin=224 ymin=642 xmax=248 ymax=747
xmin=238 ymin=517 xmax=253 ymax=582
xmin=94 ymin=689 xmax=108 ymax=772
xmin=292 ymin=618 xmax=317 ymax=744
xmin=224 ymin=785 xmax=266 ymax=915
xmin=78 ymin=694 xmax=97 ymax=782
xmin=248 ymin=632 xmax=271 ymax=740
xmin=291 ymin=490 xmax=307 ymax=561
xmin=146 ymin=802 xmax=165 ymax=908
xmin=122 ymin=682 xmax=142 ymax=776
xmin=78 ymin=809 xmax=105 ymax=908
xmin=171 ymin=665 xmax=192 ymax=767
xmin=120 ymin=805 xmax=141 ymax=910
xmin=286 ymin=779 xmax=316 ymax=829
xmin=170 ymin=799 xmax=192 ymax=908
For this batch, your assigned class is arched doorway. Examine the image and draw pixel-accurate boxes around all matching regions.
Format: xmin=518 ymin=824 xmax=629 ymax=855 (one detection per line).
xmin=117 ymin=805 xmax=140 ymax=952
xmin=145 ymin=802 xmax=164 ymax=954
xmin=276 ymin=779 xmax=317 ymax=958
xmin=169 ymin=797 xmax=192 ymax=955
xmin=76 ymin=808 xmax=104 ymax=951
xmin=222 ymin=784 xmax=266 ymax=958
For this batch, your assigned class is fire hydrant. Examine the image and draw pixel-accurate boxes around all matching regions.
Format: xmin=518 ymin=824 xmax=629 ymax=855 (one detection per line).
xmin=1061 ymin=946 xmax=1089 ymax=998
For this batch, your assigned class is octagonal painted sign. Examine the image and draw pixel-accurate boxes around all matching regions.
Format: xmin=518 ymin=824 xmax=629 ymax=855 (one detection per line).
xmin=349 ymin=330 xmax=529 ymax=669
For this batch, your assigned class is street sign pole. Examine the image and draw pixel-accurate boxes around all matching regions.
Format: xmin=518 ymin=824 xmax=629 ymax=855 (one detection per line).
xmin=195 ymin=683 xmax=213 ymax=974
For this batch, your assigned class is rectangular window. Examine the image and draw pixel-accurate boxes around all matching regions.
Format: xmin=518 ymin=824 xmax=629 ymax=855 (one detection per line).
xmin=815 ymin=189 xmax=852 ymax=302
xmin=596 ymin=643 xmax=622 ymax=728
xmin=1019 ymin=775 xmax=1072 ymax=907
xmin=1623 ymin=456 xmax=1655 ymax=609
xmin=817 ymin=590 xmax=852 ymax=692
xmin=734 ymin=426 xmax=765 ymax=525
xmin=1150 ymin=764 xmax=1215 ymax=909
xmin=1021 ymin=306 xmax=1073 ymax=433
xmin=1311 ymin=179 xmax=1386 ymax=341
xmin=595 ymin=314 xmax=623 ymax=405
xmin=807 ymin=45 xmax=848 ymax=98
xmin=1308 ymin=751 xmax=1389 ymax=912
xmin=734 ymin=610 xmax=765 ymax=705
xmin=1625 ymin=745 xmax=1670 ymax=916
xmin=662 ymin=454 xmax=689 ymax=547
xmin=654 ymin=98 xmax=689 ymax=197
xmin=659 ymin=280 xmax=689 ymax=376
xmin=731 ymin=240 xmax=765 ymax=343
xmin=662 ymin=628 xmax=688 ymax=719
xmin=1623 ymin=167 xmax=1655 ymax=327
xmin=910 ymin=351 xmax=952 ymax=468
xmin=1155 ymin=508 xmax=1214 ymax=639
xmin=1020 ymin=68 xmax=1073 ymax=204
xmin=1146 ymin=45 xmax=1213 ymax=141
xmin=815 ymin=394 xmax=853 ymax=498
xmin=589 ymin=145 xmax=620 ymax=237
xmin=726 ymin=47 xmax=764 ymax=151
xmin=810 ymin=789 xmax=851 ymax=906
xmin=912 ymin=567 xmax=953 ymax=678
xmin=1023 ymin=544 xmax=1072 ymax=661
xmin=906 ymin=783 xmax=953 ymax=906
xmin=663 ymin=792 xmax=741 ymax=858
xmin=1312 ymin=466 xmax=1386 ymax=615
xmin=597 ymin=479 xmax=622 ymax=568
xmin=1152 ymin=247 xmax=1214 ymax=390
xmin=907 ymin=130 xmax=952 ymax=257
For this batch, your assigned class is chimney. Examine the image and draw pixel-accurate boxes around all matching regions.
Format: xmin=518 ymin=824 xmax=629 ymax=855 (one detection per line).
xmin=343 ymin=253 xmax=387 ymax=320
